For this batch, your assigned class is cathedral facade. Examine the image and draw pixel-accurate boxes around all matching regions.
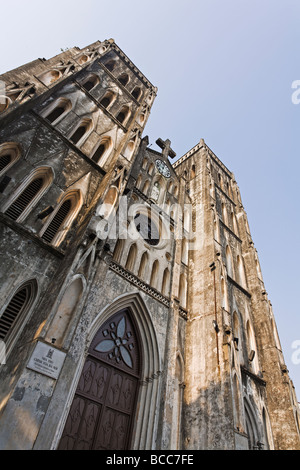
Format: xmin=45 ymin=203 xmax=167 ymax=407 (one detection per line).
xmin=0 ymin=39 xmax=299 ymax=450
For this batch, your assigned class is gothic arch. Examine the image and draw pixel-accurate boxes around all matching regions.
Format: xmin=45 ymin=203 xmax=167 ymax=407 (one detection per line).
xmin=2 ymin=166 xmax=54 ymax=222
xmin=40 ymin=189 xmax=83 ymax=246
xmin=81 ymin=292 xmax=162 ymax=450
xmin=0 ymin=278 xmax=38 ymax=354
xmin=244 ymin=397 xmax=261 ymax=450
xmin=0 ymin=142 xmax=21 ymax=176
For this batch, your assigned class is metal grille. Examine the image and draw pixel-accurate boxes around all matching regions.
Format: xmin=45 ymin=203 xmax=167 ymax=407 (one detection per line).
xmin=0 ymin=154 xmax=11 ymax=172
xmin=5 ymin=178 xmax=43 ymax=221
xmin=41 ymin=199 xmax=71 ymax=243
xmin=0 ymin=285 xmax=30 ymax=340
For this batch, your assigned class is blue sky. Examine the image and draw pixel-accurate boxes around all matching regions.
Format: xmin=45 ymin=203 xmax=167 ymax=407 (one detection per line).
xmin=1 ymin=0 xmax=300 ymax=397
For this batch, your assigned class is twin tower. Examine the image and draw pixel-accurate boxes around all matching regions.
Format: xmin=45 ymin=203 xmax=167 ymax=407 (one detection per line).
xmin=0 ymin=39 xmax=299 ymax=450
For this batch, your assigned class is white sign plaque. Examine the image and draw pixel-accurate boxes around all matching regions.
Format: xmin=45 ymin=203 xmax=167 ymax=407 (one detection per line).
xmin=27 ymin=341 xmax=66 ymax=379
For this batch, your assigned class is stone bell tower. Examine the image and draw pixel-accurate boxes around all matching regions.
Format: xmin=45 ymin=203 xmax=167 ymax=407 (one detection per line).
xmin=173 ymin=140 xmax=300 ymax=450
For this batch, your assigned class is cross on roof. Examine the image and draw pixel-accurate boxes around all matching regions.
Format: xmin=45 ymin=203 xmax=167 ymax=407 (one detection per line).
xmin=156 ymin=138 xmax=176 ymax=159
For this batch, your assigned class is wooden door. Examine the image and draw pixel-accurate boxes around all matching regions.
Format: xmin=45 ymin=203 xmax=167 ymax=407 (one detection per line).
xmin=58 ymin=309 xmax=141 ymax=450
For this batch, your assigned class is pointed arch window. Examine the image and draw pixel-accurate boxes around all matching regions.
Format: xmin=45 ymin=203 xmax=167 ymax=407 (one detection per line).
xmin=150 ymin=260 xmax=159 ymax=289
xmin=113 ymin=238 xmax=125 ymax=264
xmin=125 ymin=243 xmax=137 ymax=272
xmin=43 ymin=98 xmax=72 ymax=125
xmin=69 ymin=119 xmax=93 ymax=146
xmin=91 ymin=137 xmax=113 ymax=166
xmin=81 ymin=74 xmax=100 ymax=92
xmin=116 ymin=106 xmax=130 ymax=125
xmin=131 ymin=86 xmax=142 ymax=100
xmin=103 ymin=60 xmax=116 ymax=72
xmin=40 ymin=190 xmax=82 ymax=246
xmin=118 ymin=73 xmax=129 ymax=87
xmin=0 ymin=279 xmax=37 ymax=345
xmin=179 ymin=273 xmax=187 ymax=308
xmin=226 ymin=245 xmax=235 ymax=279
xmin=138 ymin=251 xmax=149 ymax=279
xmin=0 ymin=142 xmax=21 ymax=176
xmin=161 ymin=268 xmax=170 ymax=297
xmin=100 ymin=91 xmax=115 ymax=109
xmin=3 ymin=167 xmax=53 ymax=222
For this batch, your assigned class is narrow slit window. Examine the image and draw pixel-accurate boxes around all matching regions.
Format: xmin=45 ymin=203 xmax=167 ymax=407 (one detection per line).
xmin=5 ymin=178 xmax=43 ymax=221
xmin=41 ymin=199 xmax=72 ymax=244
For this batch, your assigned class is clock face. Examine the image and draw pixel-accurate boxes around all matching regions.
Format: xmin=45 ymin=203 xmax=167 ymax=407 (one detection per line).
xmin=155 ymin=159 xmax=171 ymax=178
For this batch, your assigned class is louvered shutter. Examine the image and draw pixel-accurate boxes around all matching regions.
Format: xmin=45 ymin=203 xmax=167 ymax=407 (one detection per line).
xmin=0 ymin=154 xmax=11 ymax=172
xmin=0 ymin=285 xmax=30 ymax=340
xmin=5 ymin=178 xmax=43 ymax=221
xmin=41 ymin=199 xmax=71 ymax=243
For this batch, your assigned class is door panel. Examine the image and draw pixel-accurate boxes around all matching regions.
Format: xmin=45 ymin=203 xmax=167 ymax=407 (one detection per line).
xmin=58 ymin=309 xmax=141 ymax=450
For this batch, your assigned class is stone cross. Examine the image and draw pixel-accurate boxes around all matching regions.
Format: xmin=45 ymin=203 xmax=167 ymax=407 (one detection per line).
xmin=156 ymin=138 xmax=176 ymax=159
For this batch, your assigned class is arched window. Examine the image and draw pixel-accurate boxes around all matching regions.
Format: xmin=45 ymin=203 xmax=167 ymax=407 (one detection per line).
xmin=81 ymin=74 xmax=99 ymax=92
xmin=150 ymin=260 xmax=159 ymax=289
xmin=0 ymin=279 xmax=37 ymax=344
xmin=43 ymin=98 xmax=71 ymax=125
xmin=246 ymin=320 xmax=259 ymax=373
xmin=141 ymin=179 xmax=150 ymax=195
xmin=161 ymin=268 xmax=170 ymax=297
xmin=136 ymin=174 xmax=142 ymax=190
xmin=226 ymin=245 xmax=234 ymax=279
xmin=118 ymin=73 xmax=129 ymax=87
xmin=69 ymin=119 xmax=93 ymax=146
xmin=191 ymin=164 xmax=196 ymax=179
xmin=232 ymin=373 xmax=242 ymax=431
xmin=148 ymin=163 xmax=155 ymax=176
xmin=4 ymin=167 xmax=53 ymax=222
xmin=182 ymin=238 xmax=188 ymax=265
xmin=116 ymin=106 xmax=130 ymax=125
xmin=40 ymin=190 xmax=82 ymax=246
xmin=0 ymin=142 xmax=21 ymax=176
xmin=138 ymin=251 xmax=149 ymax=279
xmin=91 ymin=137 xmax=113 ymax=166
xmin=125 ymin=243 xmax=137 ymax=272
xmin=221 ymin=277 xmax=229 ymax=311
xmin=124 ymin=139 xmax=135 ymax=161
xmin=179 ymin=273 xmax=187 ymax=308
xmin=104 ymin=60 xmax=116 ymax=72
xmin=237 ymin=255 xmax=246 ymax=288
xmin=98 ymin=186 xmax=119 ymax=220
xmin=222 ymin=202 xmax=228 ymax=225
xmin=100 ymin=91 xmax=115 ymax=109
xmin=131 ymin=87 xmax=142 ymax=100
xmin=233 ymin=311 xmax=243 ymax=364
xmin=113 ymin=238 xmax=125 ymax=264
xmin=142 ymin=158 xmax=148 ymax=170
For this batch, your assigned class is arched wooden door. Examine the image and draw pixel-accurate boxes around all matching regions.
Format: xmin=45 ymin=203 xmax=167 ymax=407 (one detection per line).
xmin=58 ymin=309 xmax=142 ymax=450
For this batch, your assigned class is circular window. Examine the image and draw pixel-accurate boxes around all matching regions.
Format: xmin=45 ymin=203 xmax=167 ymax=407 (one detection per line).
xmin=134 ymin=213 xmax=159 ymax=246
